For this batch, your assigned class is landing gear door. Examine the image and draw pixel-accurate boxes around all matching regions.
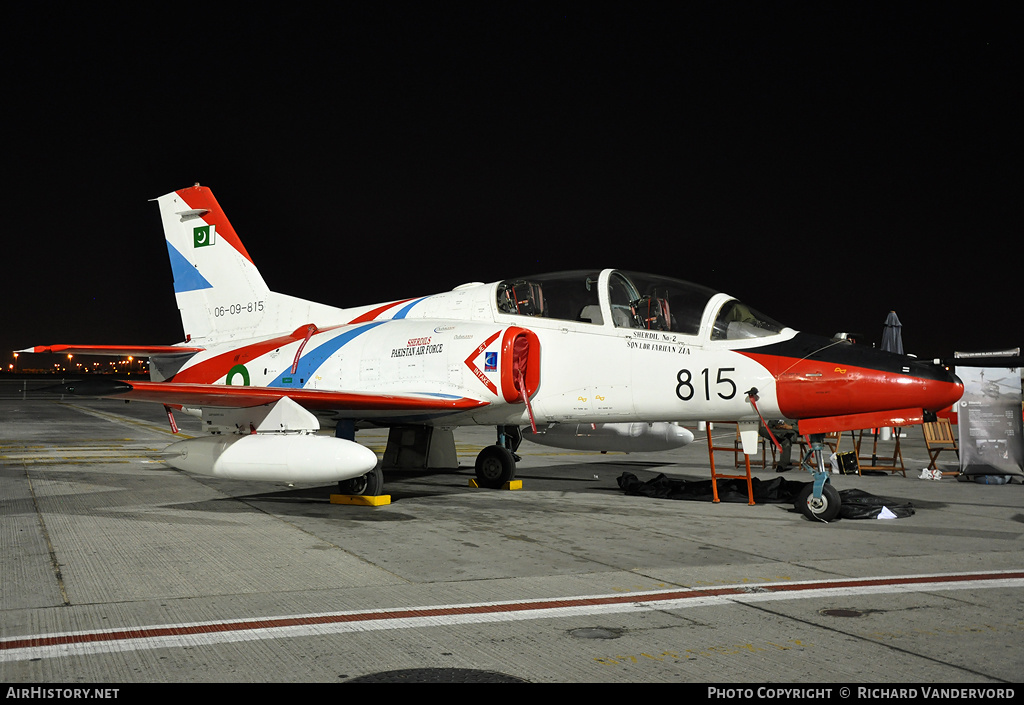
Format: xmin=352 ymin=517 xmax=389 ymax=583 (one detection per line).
xmin=738 ymin=420 xmax=760 ymax=455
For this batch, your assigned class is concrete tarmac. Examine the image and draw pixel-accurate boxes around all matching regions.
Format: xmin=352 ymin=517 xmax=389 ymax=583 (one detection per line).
xmin=1 ymin=395 xmax=1022 ymax=685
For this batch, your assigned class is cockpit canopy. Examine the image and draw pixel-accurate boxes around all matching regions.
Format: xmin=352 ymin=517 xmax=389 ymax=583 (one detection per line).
xmin=495 ymin=270 xmax=784 ymax=341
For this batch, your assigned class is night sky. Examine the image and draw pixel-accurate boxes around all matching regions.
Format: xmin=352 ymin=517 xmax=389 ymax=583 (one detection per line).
xmin=4 ymin=5 xmax=1019 ymax=366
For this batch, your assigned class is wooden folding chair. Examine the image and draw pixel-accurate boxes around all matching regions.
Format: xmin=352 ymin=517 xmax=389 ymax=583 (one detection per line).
xmin=923 ymin=418 xmax=959 ymax=476
xmin=855 ymin=428 xmax=906 ymax=477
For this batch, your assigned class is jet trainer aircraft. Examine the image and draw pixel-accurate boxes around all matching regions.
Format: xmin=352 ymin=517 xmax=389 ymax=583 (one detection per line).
xmin=21 ymin=184 xmax=964 ymax=521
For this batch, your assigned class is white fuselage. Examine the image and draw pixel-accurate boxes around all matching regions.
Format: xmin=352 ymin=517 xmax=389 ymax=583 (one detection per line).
xmin=167 ymin=269 xmax=789 ymax=429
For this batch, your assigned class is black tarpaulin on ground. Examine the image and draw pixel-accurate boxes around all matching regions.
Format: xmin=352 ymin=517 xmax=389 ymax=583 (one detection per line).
xmin=615 ymin=473 xmax=914 ymax=519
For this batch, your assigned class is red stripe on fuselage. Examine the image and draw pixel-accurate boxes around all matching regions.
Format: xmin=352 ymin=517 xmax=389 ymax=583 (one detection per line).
xmin=171 ymin=323 xmax=355 ymax=384
xmin=172 ymin=331 xmax=312 ymax=384
xmin=347 ymin=298 xmax=417 ymax=324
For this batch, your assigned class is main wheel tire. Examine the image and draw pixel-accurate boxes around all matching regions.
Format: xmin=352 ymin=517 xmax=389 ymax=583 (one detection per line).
xmin=474 ymin=445 xmax=517 ymax=489
xmin=796 ymin=482 xmax=841 ymax=522
xmin=338 ymin=465 xmax=384 ymax=496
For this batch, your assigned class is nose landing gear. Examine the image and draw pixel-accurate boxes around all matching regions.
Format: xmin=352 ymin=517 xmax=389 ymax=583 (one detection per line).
xmin=796 ymin=433 xmax=841 ymax=522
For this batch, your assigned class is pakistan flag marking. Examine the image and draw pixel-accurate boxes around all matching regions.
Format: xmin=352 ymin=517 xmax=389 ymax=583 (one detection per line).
xmin=193 ymin=224 xmax=216 ymax=248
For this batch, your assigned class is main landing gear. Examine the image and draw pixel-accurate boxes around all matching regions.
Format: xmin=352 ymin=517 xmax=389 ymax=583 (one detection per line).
xmin=338 ymin=465 xmax=384 ymax=496
xmin=795 ymin=433 xmax=841 ymax=522
xmin=474 ymin=425 xmax=521 ymax=489
xmin=334 ymin=419 xmax=385 ymax=496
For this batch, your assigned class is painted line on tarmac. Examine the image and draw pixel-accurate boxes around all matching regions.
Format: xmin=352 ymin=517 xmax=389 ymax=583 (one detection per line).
xmin=61 ymin=403 xmax=192 ymax=438
xmin=2 ymin=570 xmax=1022 ymax=662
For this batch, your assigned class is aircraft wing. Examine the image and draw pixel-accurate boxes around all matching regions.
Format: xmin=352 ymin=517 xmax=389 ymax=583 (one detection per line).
xmin=52 ymin=377 xmax=489 ymax=415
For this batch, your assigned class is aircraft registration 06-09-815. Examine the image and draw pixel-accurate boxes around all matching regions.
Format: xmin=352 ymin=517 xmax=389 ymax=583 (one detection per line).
xmin=20 ymin=184 xmax=963 ymax=521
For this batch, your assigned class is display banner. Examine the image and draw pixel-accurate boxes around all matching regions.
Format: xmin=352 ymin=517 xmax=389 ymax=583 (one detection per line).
xmin=954 ymin=356 xmax=1023 ymax=476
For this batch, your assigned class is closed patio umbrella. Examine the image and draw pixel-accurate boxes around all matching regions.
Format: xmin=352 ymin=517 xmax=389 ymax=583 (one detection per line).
xmin=881 ymin=311 xmax=904 ymax=355
xmin=878 ymin=310 xmax=905 ymax=446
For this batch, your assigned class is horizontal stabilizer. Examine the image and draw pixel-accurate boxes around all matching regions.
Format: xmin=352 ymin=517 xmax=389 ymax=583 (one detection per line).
xmin=35 ymin=378 xmax=133 ymax=397
xmin=19 ymin=344 xmax=204 ymax=356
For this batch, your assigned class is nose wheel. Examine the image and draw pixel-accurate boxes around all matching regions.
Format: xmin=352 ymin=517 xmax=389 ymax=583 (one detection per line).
xmin=795 ymin=433 xmax=841 ymax=522
xmin=796 ymin=482 xmax=840 ymax=522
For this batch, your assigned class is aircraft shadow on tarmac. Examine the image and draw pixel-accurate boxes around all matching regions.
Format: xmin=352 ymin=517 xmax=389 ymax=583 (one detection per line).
xmin=147 ymin=460 xmax=674 ymax=522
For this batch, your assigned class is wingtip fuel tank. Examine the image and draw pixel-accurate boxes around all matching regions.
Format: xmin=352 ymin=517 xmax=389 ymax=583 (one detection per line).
xmin=162 ymin=434 xmax=379 ymax=483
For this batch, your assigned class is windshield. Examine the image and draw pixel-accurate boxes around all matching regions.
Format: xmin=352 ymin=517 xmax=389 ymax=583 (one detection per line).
xmin=711 ymin=299 xmax=784 ymax=340
xmin=610 ymin=271 xmax=716 ymax=335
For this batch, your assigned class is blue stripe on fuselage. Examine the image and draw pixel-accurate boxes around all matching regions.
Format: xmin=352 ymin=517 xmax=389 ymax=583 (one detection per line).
xmin=269 ymin=322 xmax=385 ymax=388
xmin=392 ymin=297 xmax=427 ymax=319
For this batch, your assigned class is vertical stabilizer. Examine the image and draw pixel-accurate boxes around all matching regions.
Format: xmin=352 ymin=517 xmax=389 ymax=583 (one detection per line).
xmin=155 ymin=184 xmax=345 ymax=344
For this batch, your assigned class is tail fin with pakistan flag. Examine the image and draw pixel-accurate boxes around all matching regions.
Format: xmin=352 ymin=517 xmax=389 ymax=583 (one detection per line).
xmin=154 ymin=184 xmax=347 ymax=346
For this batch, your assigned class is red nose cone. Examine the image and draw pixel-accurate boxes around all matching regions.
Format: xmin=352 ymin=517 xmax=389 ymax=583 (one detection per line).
xmin=933 ymin=372 xmax=965 ymax=412
xmin=742 ymin=336 xmax=965 ymax=422
xmin=773 ymin=363 xmax=964 ymax=421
